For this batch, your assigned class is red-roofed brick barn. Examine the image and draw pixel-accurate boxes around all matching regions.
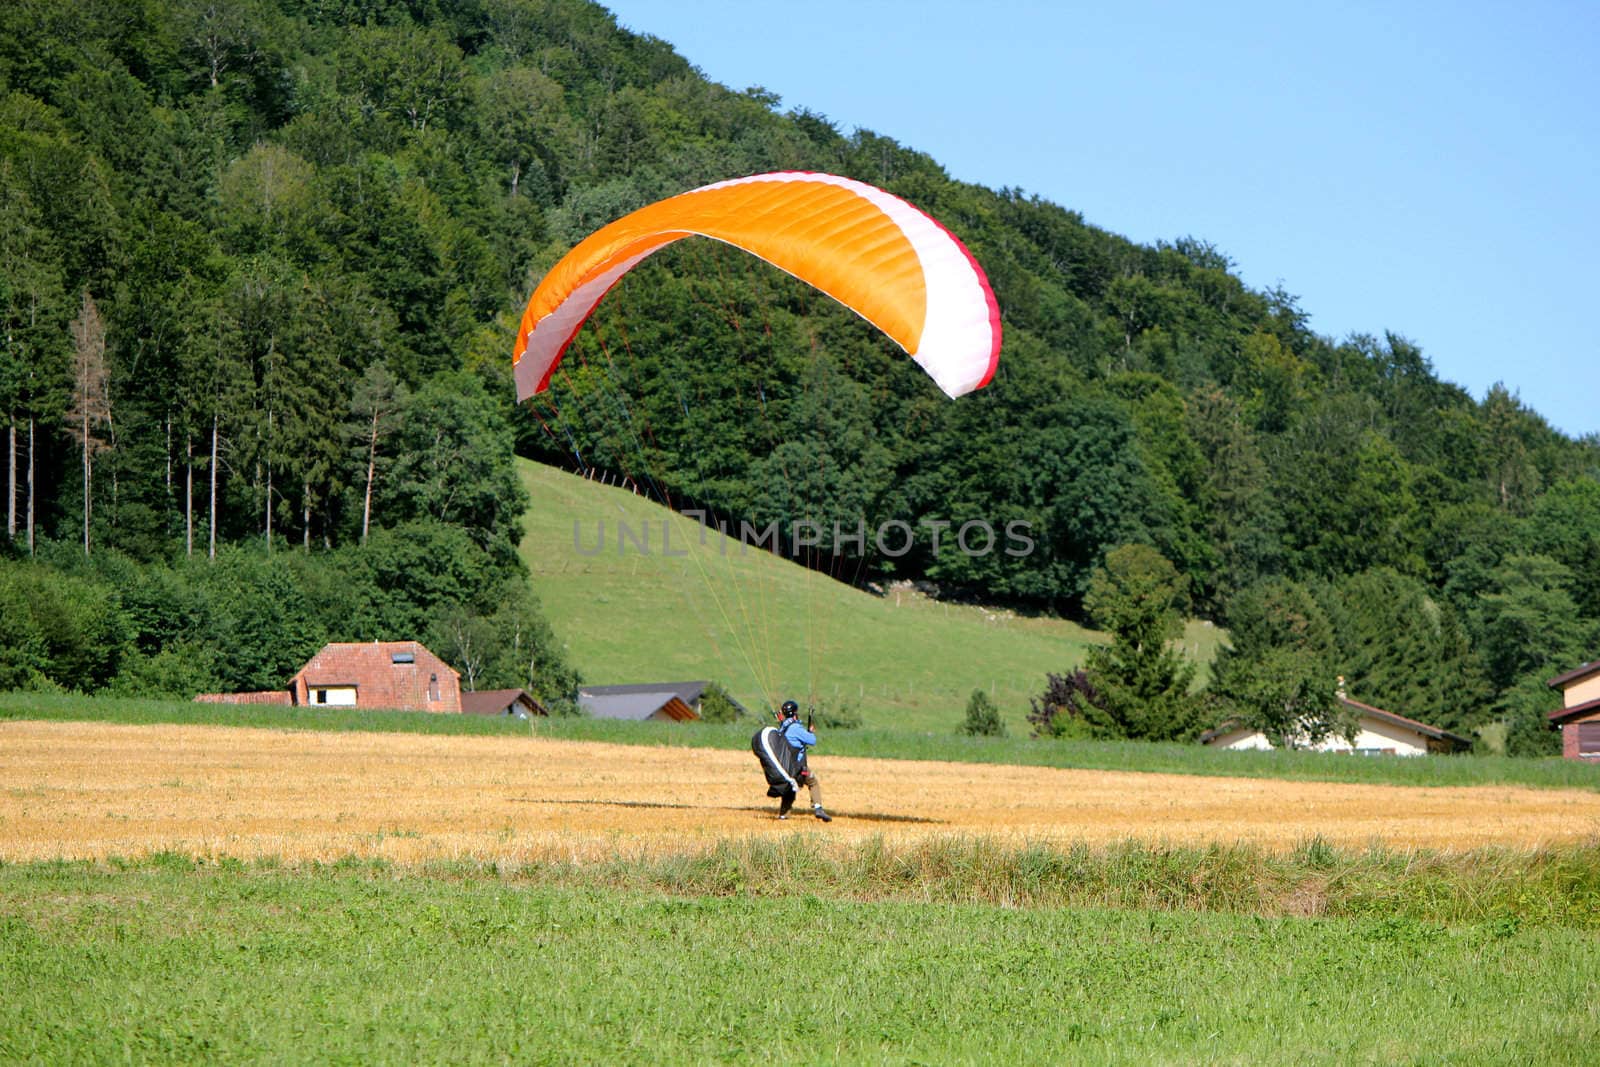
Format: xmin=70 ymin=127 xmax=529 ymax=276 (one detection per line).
xmin=197 ymin=641 xmax=461 ymax=713
xmin=290 ymin=642 xmax=461 ymax=712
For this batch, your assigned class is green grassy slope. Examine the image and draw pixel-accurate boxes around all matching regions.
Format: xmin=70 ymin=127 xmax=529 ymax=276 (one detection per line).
xmin=518 ymin=459 xmax=1219 ymax=731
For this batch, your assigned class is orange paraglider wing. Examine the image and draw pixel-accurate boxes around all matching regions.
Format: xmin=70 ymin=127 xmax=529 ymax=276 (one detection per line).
xmin=513 ymin=171 xmax=1001 ymax=400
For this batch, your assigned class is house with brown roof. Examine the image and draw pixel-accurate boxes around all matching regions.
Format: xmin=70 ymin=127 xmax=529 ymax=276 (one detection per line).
xmin=460 ymin=688 xmax=547 ymax=719
xmin=1203 ymin=683 xmax=1471 ymax=756
xmin=290 ymin=642 xmax=461 ymax=712
xmin=1547 ymin=659 xmax=1600 ymax=760
xmin=198 ymin=641 xmax=461 ymax=713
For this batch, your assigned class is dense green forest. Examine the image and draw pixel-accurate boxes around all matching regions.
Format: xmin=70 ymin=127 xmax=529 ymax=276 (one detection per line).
xmin=1 ymin=0 xmax=1595 ymax=750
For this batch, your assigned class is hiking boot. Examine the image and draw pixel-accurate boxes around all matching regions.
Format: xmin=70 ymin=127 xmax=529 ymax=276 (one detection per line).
xmin=812 ymin=805 xmax=832 ymax=823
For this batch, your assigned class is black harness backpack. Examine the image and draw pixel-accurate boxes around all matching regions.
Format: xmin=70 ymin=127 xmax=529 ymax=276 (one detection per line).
xmin=751 ymin=723 xmax=803 ymax=798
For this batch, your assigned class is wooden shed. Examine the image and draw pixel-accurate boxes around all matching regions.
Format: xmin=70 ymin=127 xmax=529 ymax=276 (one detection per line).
xmin=460 ymin=688 xmax=548 ymax=719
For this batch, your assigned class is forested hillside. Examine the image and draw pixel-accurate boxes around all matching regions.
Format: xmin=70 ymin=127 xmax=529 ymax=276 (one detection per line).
xmin=2 ymin=0 xmax=1595 ymax=749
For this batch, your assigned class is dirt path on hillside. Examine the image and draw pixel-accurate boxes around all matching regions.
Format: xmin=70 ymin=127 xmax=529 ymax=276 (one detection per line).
xmin=4 ymin=720 xmax=1598 ymax=863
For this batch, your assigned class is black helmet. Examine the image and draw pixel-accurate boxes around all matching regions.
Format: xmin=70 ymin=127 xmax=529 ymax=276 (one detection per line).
xmin=780 ymin=700 xmax=799 ymax=717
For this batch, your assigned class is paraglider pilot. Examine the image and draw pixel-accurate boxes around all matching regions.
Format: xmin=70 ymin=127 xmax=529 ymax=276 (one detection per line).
xmin=752 ymin=700 xmax=832 ymax=822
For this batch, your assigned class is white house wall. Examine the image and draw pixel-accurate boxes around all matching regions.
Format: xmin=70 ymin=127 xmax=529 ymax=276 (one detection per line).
xmin=1207 ymin=727 xmax=1274 ymax=751
xmin=1320 ymin=718 xmax=1428 ymax=756
xmin=1207 ymin=715 xmax=1429 ymax=756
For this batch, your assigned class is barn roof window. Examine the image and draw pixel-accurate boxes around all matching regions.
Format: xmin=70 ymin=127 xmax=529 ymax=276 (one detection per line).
xmin=391 ymin=651 xmax=415 ymax=664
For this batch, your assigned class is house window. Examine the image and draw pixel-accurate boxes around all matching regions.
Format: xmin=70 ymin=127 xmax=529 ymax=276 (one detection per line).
xmin=1579 ymin=722 xmax=1600 ymax=756
xmin=391 ymin=651 xmax=415 ymax=664
xmin=429 ymin=674 xmax=440 ymax=702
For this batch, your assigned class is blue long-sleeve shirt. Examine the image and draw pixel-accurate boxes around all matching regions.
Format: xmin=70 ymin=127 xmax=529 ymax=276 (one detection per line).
xmin=779 ymin=718 xmax=816 ymax=765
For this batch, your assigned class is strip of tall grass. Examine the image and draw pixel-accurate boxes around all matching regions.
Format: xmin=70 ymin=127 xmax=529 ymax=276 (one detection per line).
xmin=503 ymin=833 xmax=1600 ymax=930
xmin=12 ymin=834 xmax=1599 ymax=930
xmin=3 ymin=857 xmax=1596 ymax=1064
xmin=6 ymin=690 xmax=1597 ymax=791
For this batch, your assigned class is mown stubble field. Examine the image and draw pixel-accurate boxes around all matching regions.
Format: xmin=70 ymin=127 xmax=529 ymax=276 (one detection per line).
xmin=6 ymin=720 xmax=1600 ymax=863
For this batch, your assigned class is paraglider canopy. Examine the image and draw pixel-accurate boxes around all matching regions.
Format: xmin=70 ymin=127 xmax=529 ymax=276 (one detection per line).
xmin=513 ymin=171 xmax=1001 ymax=400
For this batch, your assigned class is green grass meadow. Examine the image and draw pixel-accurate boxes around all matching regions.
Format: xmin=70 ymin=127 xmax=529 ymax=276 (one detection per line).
xmin=3 ymin=848 xmax=1598 ymax=1064
xmin=516 ymin=458 xmax=1223 ymax=731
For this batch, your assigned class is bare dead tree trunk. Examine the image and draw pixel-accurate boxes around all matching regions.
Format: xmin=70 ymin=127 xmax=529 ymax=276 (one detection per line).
xmin=303 ymin=477 xmax=311 ymax=551
xmin=7 ymin=420 xmax=14 ymax=541
xmin=362 ymin=407 xmax=379 ymax=545
xmin=350 ymin=362 xmax=401 ymax=548
xmin=264 ymin=438 xmax=273 ymax=556
xmin=209 ymin=413 xmax=218 ymax=560
xmin=68 ymin=291 xmax=110 ymax=557
xmin=108 ymin=407 xmax=118 ymax=535
xmin=26 ymin=418 xmax=34 ymax=555
xmin=263 ymin=409 xmax=272 ymax=554
xmin=185 ymin=437 xmax=194 ymax=557
xmin=81 ymin=406 xmax=91 ymax=554
xmin=4 ymin=313 xmax=12 ymax=541
xmin=450 ymin=617 xmax=482 ymax=693
xmin=515 ymin=616 xmax=541 ymax=693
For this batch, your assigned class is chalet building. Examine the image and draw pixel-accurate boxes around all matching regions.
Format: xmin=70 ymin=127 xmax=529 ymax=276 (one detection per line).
xmin=197 ymin=641 xmax=461 ymax=713
xmin=460 ymin=688 xmax=548 ymax=719
xmin=1547 ymin=660 xmax=1600 ymax=760
xmin=1203 ymin=683 xmax=1470 ymax=756
xmin=577 ymin=681 xmax=743 ymax=722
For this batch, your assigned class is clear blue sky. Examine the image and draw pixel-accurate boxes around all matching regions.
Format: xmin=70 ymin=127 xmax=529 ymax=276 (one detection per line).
xmin=602 ymin=1 xmax=1598 ymax=438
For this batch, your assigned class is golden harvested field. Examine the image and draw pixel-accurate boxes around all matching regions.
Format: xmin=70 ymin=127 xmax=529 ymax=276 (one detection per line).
xmin=5 ymin=720 xmax=1600 ymax=863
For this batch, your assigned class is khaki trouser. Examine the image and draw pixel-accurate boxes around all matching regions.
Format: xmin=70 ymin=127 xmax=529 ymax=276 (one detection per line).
xmin=801 ymin=770 xmax=822 ymax=807
xmin=779 ymin=770 xmax=822 ymax=812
